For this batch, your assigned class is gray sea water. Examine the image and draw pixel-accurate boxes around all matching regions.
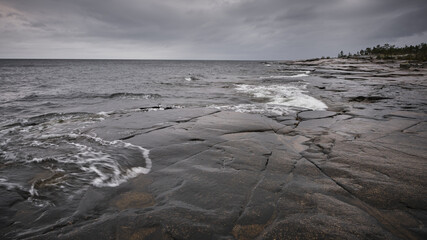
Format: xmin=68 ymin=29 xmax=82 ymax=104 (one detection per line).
xmin=0 ymin=60 xmax=326 ymax=231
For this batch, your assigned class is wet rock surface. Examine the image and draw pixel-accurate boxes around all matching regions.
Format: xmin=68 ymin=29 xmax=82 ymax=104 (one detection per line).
xmin=298 ymin=110 xmax=338 ymax=120
xmin=2 ymin=59 xmax=426 ymax=239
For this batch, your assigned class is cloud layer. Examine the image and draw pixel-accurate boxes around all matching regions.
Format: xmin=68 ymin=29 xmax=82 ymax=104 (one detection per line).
xmin=1 ymin=0 xmax=426 ymax=59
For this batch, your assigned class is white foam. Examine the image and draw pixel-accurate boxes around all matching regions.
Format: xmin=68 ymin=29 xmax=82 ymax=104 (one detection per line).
xmin=29 ymin=183 xmax=38 ymax=196
xmin=261 ymin=71 xmax=310 ymax=79
xmin=97 ymin=111 xmax=112 ymax=117
xmin=25 ymin=133 xmax=152 ymax=189
xmin=213 ymin=104 xmax=265 ymax=114
xmin=61 ymin=136 xmax=151 ymax=187
xmin=80 ymin=135 xmax=152 ymax=185
xmin=7 ymin=111 xmax=152 ymax=190
xmin=288 ymin=73 xmax=309 ymax=78
xmin=29 ymin=157 xmax=44 ymax=163
xmin=213 ymin=104 xmax=292 ymax=116
xmin=235 ymin=84 xmax=327 ymax=112
xmin=92 ymin=166 xmax=150 ymax=187
xmin=262 ymin=74 xmax=308 ymax=79
xmin=0 ymin=178 xmax=24 ymax=190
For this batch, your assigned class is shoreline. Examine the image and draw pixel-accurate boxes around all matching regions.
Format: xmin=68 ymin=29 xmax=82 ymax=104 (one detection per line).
xmin=1 ymin=58 xmax=426 ymax=239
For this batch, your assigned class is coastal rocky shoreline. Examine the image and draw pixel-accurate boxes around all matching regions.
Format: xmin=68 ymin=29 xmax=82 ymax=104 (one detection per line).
xmin=1 ymin=58 xmax=426 ymax=239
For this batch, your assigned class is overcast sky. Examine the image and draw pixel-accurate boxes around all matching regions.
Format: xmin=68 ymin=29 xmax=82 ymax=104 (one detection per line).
xmin=0 ymin=0 xmax=426 ymax=60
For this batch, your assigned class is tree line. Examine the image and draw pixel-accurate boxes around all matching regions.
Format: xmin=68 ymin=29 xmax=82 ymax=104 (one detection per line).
xmin=338 ymin=43 xmax=427 ymax=61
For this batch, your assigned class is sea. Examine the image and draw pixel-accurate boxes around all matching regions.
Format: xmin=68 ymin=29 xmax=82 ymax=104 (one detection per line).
xmin=0 ymin=60 xmax=326 ymax=226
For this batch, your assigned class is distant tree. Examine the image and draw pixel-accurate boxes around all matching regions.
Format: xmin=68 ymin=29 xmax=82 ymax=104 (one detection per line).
xmin=337 ymin=43 xmax=426 ymax=60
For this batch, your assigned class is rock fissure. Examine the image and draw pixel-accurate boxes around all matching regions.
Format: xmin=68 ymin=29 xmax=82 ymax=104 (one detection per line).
xmin=303 ymin=155 xmax=418 ymax=240
xmin=234 ymin=174 xmax=266 ymax=226
xmin=262 ymin=152 xmax=273 ymax=171
xmin=303 ymin=136 xmax=421 ymax=240
xmin=156 ymin=140 xmax=230 ymax=172
xmin=221 ymin=129 xmax=275 ymax=136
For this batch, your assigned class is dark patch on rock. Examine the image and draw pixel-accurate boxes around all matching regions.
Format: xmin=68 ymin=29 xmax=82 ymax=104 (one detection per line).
xmin=325 ymin=89 xmax=348 ymax=92
xmin=345 ymin=77 xmax=368 ymax=81
xmin=349 ymin=96 xmax=391 ymax=103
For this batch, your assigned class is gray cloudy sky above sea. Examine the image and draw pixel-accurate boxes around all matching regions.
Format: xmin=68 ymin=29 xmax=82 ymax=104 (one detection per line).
xmin=0 ymin=0 xmax=426 ymax=60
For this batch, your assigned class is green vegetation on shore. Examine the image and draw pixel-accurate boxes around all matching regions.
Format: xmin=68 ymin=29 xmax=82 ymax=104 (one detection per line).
xmin=338 ymin=43 xmax=427 ymax=61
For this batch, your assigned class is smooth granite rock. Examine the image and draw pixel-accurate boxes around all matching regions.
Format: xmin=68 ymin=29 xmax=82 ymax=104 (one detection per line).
xmin=298 ymin=110 xmax=338 ymax=120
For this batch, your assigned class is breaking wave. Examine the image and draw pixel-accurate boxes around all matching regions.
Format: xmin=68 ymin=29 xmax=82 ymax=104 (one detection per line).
xmin=235 ymin=84 xmax=327 ymax=110
xmin=0 ymin=111 xmax=152 ymax=207
xmin=212 ymin=82 xmax=327 ymax=116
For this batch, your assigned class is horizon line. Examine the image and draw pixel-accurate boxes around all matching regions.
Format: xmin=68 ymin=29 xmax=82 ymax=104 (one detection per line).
xmin=0 ymin=57 xmax=300 ymax=62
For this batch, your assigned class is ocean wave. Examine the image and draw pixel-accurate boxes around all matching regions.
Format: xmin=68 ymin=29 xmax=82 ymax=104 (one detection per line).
xmin=288 ymin=72 xmax=310 ymax=78
xmin=261 ymin=71 xmax=310 ymax=80
xmin=1 ymin=104 xmax=184 ymax=131
xmin=1 ymin=131 xmax=152 ymax=207
xmin=35 ymin=134 xmax=151 ymax=187
xmin=212 ymin=104 xmax=292 ymax=116
xmin=0 ymin=107 xmax=152 ymax=207
xmin=233 ymin=83 xmax=327 ymax=114
xmin=1 ymin=112 xmax=105 ymax=129
xmin=107 ymin=92 xmax=161 ymax=99
xmin=0 ymin=177 xmax=25 ymax=191
xmin=184 ymin=74 xmax=204 ymax=81
xmin=11 ymin=92 xmax=161 ymax=102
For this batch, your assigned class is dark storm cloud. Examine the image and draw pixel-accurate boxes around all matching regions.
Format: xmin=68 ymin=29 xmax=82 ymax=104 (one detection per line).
xmin=379 ymin=6 xmax=427 ymax=38
xmin=0 ymin=0 xmax=426 ymax=59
